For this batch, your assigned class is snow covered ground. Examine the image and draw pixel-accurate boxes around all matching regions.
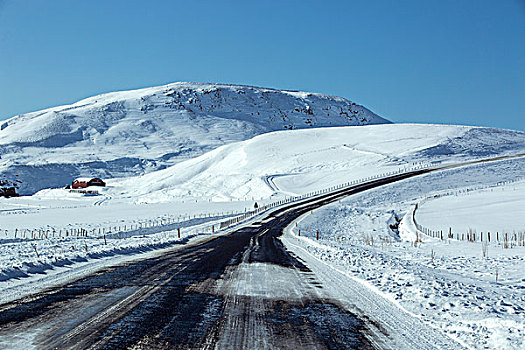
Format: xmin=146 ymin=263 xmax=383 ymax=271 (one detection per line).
xmin=1 ymin=123 xmax=522 ymax=248
xmin=416 ymin=179 xmax=525 ymax=236
xmin=0 ymin=121 xmax=524 ymax=348
xmin=1 ymin=124 xmax=523 ymax=278
xmin=283 ymin=156 xmax=525 ymax=349
xmin=109 ymin=123 xmax=525 ymax=203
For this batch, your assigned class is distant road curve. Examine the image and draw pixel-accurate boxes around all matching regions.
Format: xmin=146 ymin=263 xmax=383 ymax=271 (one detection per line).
xmin=262 ymin=173 xmax=304 ymax=197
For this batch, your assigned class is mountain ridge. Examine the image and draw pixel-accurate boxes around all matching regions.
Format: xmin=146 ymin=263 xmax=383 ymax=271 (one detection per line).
xmin=0 ymin=82 xmax=389 ymax=195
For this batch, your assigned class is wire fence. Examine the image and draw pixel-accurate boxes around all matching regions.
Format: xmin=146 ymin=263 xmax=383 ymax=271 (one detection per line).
xmin=412 ymin=178 xmax=525 ymax=248
xmin=1 ymin=162 xmax=438 ymax=246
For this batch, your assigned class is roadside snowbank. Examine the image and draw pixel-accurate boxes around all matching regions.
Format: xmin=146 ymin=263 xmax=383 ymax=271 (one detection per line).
xmin=282 ymin=157 xmax=525 ymax=349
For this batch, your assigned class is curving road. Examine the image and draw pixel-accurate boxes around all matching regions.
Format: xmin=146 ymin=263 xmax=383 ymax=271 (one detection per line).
xmin=0 ymin=154 xmax=522 ymax=349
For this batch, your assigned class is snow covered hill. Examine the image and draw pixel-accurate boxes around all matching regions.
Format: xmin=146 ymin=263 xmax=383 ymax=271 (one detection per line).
xmin=0 ymin=82 xmax=388 ymax=195
xmin=113 ymin=124 xmax=525 ymax=204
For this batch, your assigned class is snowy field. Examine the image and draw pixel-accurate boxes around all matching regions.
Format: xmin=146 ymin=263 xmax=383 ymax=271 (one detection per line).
xmin=108 ymin=123 xmax=525 ymax=203
xmin=284 ymin=157 xmax=525 ymax=349
xmin=416 ymin=180 xmax=525 ymax=236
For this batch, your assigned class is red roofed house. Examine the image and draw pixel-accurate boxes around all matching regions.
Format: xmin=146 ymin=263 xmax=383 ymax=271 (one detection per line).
xmin=72 ymin=178 xmax=106 ymax=189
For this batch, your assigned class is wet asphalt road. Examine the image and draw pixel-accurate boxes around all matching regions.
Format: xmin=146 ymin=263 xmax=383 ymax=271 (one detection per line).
xmin=0 ymin=155 xmax=521 ymax=349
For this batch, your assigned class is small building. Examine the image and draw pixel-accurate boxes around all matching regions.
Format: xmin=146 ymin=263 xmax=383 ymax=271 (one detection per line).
xmin=72 ymin=179 xmax=88 ymax=189
xmin=72 ymin=178 xmax=106 ymax=189
xmin=87 ymin=178 xmax=106 ymax=187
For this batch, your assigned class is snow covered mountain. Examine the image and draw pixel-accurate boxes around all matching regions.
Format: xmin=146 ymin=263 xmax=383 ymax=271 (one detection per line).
xmin=0 ymin=82 xmax=389 ymax=195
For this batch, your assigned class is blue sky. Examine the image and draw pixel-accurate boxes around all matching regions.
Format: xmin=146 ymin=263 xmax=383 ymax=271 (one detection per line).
xmin=0 ymin=0 xmax=524 ymax=130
